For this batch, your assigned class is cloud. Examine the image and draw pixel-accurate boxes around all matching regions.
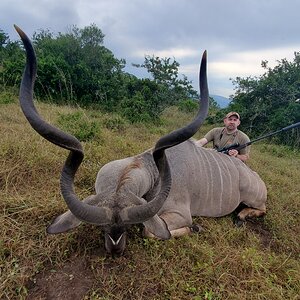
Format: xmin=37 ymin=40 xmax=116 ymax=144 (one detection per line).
xmin=211 ymin=46 xmax=299 ymax=78
xmin=133 ymin=47 xmax=199 ymax=60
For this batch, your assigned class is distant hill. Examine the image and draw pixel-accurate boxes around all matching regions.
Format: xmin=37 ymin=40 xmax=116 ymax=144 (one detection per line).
xmin=211 ymin=95 xmax=231 ymax=108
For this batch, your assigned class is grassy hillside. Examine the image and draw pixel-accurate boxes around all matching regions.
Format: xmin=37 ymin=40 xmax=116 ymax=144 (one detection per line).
xmin=0 ymin=99 xmax=299 ymax=299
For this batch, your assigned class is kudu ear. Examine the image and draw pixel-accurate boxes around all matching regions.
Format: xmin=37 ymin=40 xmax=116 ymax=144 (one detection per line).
xmin=47 ymin=195 xmax=99 ymax=234
xmin=47 ymin=210 xmax=81 ymax=234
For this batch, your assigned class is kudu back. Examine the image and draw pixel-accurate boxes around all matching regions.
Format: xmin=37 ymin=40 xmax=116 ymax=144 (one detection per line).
xmin=15 ymin=25 xmax=266 ymax=255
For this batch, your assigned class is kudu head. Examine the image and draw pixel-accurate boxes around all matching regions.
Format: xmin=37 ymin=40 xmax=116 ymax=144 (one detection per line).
xmin=15 ymin=25 xmax=209 ymax=255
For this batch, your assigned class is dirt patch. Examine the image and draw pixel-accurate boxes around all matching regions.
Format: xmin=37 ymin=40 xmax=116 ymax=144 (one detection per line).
xmin=232 ymin=204 xmax=274 ymax=250
xmin=246 ymin=219 xmax=273 ymax=249
xmin=26 ymin=256 xmax=95 ymax=300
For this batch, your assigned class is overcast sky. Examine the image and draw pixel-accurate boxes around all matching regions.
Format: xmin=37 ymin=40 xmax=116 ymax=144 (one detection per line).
xmin=2 ymin=0 xmax=300 ymax=98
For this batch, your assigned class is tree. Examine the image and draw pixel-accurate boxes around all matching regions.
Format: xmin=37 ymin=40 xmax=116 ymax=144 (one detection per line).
xmin=0 ymin=25 xmax=203 ymax=124
xmin=0 ymin=28 xmax=24 ymax=88
xmin=133 ymin=55 xmax=198 ymax=106
xmin=230 ymin=53 xmax=300 ymax=147
xmin=30 ymin=24 xmax=126 ymax=108
xmin=0 ymin=29 xmax=8 ymax=48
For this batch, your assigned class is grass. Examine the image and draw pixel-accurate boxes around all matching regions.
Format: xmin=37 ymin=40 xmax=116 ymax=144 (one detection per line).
xmin=0 ymin=99 xmax=299 ymax=299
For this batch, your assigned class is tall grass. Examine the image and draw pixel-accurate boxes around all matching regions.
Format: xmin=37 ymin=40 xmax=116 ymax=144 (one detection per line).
xmin=0 ymin=101 xmax=299 ymax=299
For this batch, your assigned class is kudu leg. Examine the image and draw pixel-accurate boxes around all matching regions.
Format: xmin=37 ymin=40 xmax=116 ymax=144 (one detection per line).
xmin=143 ymin=211 xmax=203 ymax=239
xmin=144 ymin=225 xmax=203 ymax=239
xmin=169 ymin=224 xmax=204 ymax=237
xmin=237 ymin=207 xmax=266 ymax=224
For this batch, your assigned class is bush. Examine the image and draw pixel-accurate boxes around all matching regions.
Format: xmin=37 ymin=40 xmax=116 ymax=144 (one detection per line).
xmin=177 ymin=99 xmax=198 ymax=113
xmin=103 ymin=115 xmax=127 ymax=132
xmin=0 ymin=91 xmax=17 ymax=104
xmin=120 ymin=92 xmax=152 ymax=123
xmin=56 ymin=111 xmax=100 ymax=142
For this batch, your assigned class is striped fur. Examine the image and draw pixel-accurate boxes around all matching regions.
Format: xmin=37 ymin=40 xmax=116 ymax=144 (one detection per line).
xmin=94 ymin=139 xmax=267 ymax=234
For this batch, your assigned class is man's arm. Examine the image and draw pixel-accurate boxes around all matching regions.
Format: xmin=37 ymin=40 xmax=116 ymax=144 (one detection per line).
xmin=231 ymin=132 xmax=251 ymax=162
xmin=196 ymin=137 xmax=208 ymax=146
xmin=228 ymin=149 xmax=249 ymax=162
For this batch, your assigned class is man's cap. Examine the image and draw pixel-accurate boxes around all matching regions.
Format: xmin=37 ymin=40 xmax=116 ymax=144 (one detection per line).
xmin=225 ymin=111 xmax=240 ymax=119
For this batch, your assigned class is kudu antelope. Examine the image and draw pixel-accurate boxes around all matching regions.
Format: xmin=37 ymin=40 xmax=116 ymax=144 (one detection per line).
xmin=15 ymin=25 xmax=267 ymax=255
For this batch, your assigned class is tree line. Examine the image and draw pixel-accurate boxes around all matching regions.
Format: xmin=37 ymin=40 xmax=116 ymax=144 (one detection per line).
xmin=0 ymin=24 xmax=205 ymax=123
xmin=0 ymin=24 xmax=299 ymax=147
xmin=228 ymin=56 xmax=300 ymax=148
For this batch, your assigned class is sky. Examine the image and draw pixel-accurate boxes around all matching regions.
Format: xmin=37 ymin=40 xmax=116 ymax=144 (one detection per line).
xmin=2 ymin=0 xmax=300 ymax=98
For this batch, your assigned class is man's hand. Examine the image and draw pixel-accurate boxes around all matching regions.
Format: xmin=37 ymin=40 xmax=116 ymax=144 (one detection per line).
xmin=228 ymin=149 xmax=239 ymax=157
xmin=228 ymin=149 xmax=249 ymax=162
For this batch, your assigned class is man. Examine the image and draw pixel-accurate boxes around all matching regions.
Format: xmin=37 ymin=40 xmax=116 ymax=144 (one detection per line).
xmin=197 ymin=112 xmax=250 ymax=162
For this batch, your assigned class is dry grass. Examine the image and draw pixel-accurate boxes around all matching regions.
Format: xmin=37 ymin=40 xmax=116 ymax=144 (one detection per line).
xmin=0 ymin=100 xmax=299 ymax=299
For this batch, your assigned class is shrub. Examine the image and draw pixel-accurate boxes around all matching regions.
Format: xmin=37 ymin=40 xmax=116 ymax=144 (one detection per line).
xmin=0 ymin=91 xmax=17 ymax=104
xmin=177 ymin=99 xmax=198 ymax=113
xmin=56 ymin=110 xmax=100 ymax=142
xmin=120 ymin=92 xmax=152 ymax=123
xmin=103 ymin=115 xmax=127 ymax=132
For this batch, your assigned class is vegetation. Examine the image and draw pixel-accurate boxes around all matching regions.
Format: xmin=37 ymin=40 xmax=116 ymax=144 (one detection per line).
xmin=1 ymin=24 xmax=299 ymax=147
xmin=229 ymin=55 xmax=300 ymax=148
xmin=0 ymin=24 xmax=299 ymax=298
xmin=0 ymin=25 xmax=198 ymax=124
xmin=0 ymin=100 xmax=299 ymax=299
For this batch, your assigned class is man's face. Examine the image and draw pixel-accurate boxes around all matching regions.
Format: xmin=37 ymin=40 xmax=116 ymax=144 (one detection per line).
xmin=224 ymin=116 xmax=240 ymax=131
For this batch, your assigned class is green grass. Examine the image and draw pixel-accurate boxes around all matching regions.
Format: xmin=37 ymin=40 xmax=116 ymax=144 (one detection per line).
xmin=0 ymin=101 xmax=299 ymax=299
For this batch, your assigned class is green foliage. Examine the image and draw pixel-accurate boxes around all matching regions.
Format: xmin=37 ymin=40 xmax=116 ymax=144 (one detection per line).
xmin=178 ymin=97 xmax=222 ymax=123
xmin=139 ymin=55 xmax=181 ymax=86
xmin=209 ymin=96 xmax=221 ymax=111
xmin=230 ymin=53 xmax=300 ymax=148
xmin=31 ymin=24 xmax=126 ymax=109
xmin=133 ymin=55 xmax=198 ymax=106
xmin=178 ymin=99 xmax=198 ymax=113
xmin=260 ymin=143 xmax=300 ymax=158
xmin=205 ymin=97 xmax=223 ymax=124
xmin=103 ymin=115 xmax=127 ymax=131
xmin=57 ymin=110 xmax=100 ymax=141
xmin=0 ymin=40 xmax=24 ymax=87
xmin=0 ymin=90 xmax=17 ymax=104
xmin=123 ymin=77 xmax=169 ymax=121
xmin=0 ymin=25 xmax=204 ymax=126
xmin=120 ymin=92 xmax=152 ymax=123
xmin=0 ymin=29 xmax=8 ymax=47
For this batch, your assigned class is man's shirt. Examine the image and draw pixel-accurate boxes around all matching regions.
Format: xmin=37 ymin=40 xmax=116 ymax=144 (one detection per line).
xmin=204 ymin=127 xmax=250 ymax=155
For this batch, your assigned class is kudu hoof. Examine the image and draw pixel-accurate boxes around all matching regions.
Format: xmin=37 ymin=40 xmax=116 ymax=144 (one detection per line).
xmin=235 ymin=218 xmax=245 ymax=227
xmin=190 ymin=224 xmax=204 ymax=233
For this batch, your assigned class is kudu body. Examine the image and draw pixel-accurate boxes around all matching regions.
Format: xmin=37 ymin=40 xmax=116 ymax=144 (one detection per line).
xmin=15 ymin=25 xmax=267 ymax=255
